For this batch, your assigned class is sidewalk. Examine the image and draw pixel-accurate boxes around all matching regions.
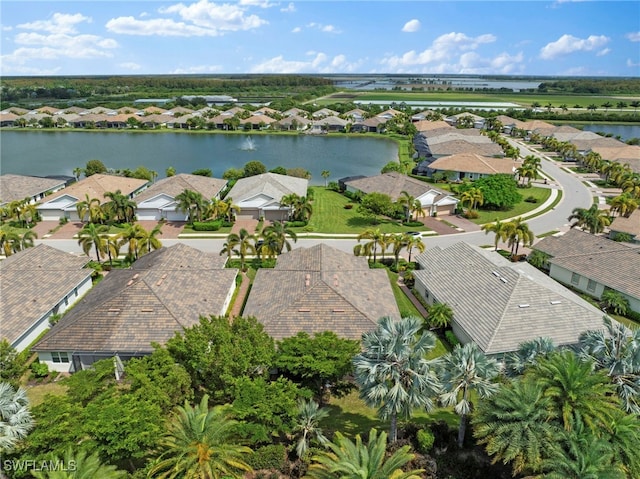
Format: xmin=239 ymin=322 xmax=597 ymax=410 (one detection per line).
xmin=229 ymin=272 xmax=250 ymax=318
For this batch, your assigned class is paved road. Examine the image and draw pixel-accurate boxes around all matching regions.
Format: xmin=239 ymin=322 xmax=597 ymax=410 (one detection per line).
xmin=36 ymin=139 xmax=594 ymax=256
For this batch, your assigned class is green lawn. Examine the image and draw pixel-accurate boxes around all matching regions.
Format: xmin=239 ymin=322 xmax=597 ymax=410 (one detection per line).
xmin=26 ymin=382 xmax=68 ymax=407
xmin=291 ymin=187 xmax=430 ymax=235
xmin=470 ymin=186 xmax=552 ymax=224
xmin=387 ymin=270 xmax=424 ymax=319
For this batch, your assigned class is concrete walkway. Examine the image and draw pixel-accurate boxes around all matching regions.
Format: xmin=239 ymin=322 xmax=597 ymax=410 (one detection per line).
xmin=397 ymin=279 xmax=429 ymax=319
xmin=229 ymin=272 xmax=250 ymax=318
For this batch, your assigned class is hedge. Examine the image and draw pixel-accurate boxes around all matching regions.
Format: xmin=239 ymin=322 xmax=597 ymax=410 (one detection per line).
xmin=192 ymin=220 xmax=222 ymax=231
xmin=245 ymin=444 xmax=288 ymax=471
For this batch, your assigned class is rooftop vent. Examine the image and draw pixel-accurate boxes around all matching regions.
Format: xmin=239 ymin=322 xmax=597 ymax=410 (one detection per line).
xmin=298 ymin=308 xmax=311 ymax=312
xmin=550 ymin=300 xmax=562 ymax=305
xmin=500 ymin=277 xmax=508 ymax=284
xmin=492 ymin=271 xmax=500 ymax=277
xmin=108 ymin=308 xmax=120 ymax=312
xmin=333 ymin=308 xmax=345 ymax=312
xmin=141 ymin=308 xmax=153 ymax=312
xmin=518 ymin=304 xmax=530 ymax=308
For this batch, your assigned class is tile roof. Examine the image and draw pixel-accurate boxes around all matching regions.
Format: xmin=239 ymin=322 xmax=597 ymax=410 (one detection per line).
xmin=226 ymin=173 xmax=308 ymax=204
xmin=533 ymin=229 xmax=640 ymax=300
xmin=1 ymin=244 xmax=91 ymax=346
xmin=610 ymin=209 xmax=640 ymax=236
xmin=413 ymin=242 xmax=605 ymax=354
xmin=134 ymin=174 xmax=227 ymax=203
xmin=427 ymin=140 xmax=504 ymax=157
xmin=243 ymin=244 xmax=400 ymax=340
xmin=428 ymin=153 xmax=518 ymax=175
xmin=344 ymin=172 xmax=447 ymax=201
xmin=0 ymin=175 xmax=67 ymax=204
xmin=33 ymin=244 xmax=237 ymax=353
xmin=38 ymin=174 xmax=149 ymax=206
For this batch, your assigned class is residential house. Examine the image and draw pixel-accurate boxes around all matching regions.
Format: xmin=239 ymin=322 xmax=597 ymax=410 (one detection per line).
xmin=590 ymin=144 xmax=640 ymax=174
xmin=311 ymin=108 xmax=339 ymax=119
xmin=609 ymin=209 xmax=640 ymax=244
xmin=1 ymin=244 xmax=93 ymax=352
xmin=533 ymin=229 xmax=640 ymax=314
xmin=0 ymin=174 xmax=67 ymax=206
xmin=343 ymin=108 xmax=367 ymax=122
xmin=243 ymin=244 xmax=400 ymax=340
xmin=134 ymin=174 xmax=227 ymax=221
xmin=445 ymin=112 xmax=485 ymax=128
xmin=282 ymin=107 xmax=309 ymax=118
xmin=351 ymin=117 xmax=386 ymax=133
xmin=37 ymin=174 xmax=149 ymax=221
xmin=344 ymin=172 xmax=459 ymax=216
xmin=225 ymin=172 xmax=308 ymax=221
xmin=273 ymin=115 xmax=312 ymax=131
xmin=311 ymin=116 xmax=348 ymax=133
xmin=426 ymin=153 xmax=519 ymax=181
xmin=413 ymin=242 xmax=605 ymax=355
xmin=0 ymin=112 xmax=19 ymax=128
xmin=239 ymin=114 xmax=276 ymax=130
xmin=33 ymin=244 xmax=238 ymax=372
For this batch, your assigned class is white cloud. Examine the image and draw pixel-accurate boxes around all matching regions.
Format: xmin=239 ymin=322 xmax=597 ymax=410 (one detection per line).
xmin=169 ymin=64 xmax=224 ymax=74
xmin=250 ymin=52 xmax=360 ymax=73
xmin=0 ymin=62 xmax=61 ymax=75
xmin=306 ymin=22 xmax=340 ymax=34
xmin=291 ymin=26 xmax=301 ymax=33
xmin=17 ymin=13 xmax=91 ymax=34
xmin=539 ymin=34 xmax=610 ymax=59
xmin=281 ymin=3 xmax=296 ymax=13
xmin=627 ymin=58 xmax=640 ymax=68
xmin=596 ymin=48 xmax=610 ymax=57
xmin=119 ymin=62 xmax=141 ymax=71
xmin=402 ymin=19 xmax=420 ymax=33
xmin=625 ymin=32 xmax=640 ymax=42
xmin=380 ymin=32 xmax=497 ymax=71
xmin=2 ymin=25 xmax=13 ymax=32
xmin=108 ymin=0 xmax=268 ymax=37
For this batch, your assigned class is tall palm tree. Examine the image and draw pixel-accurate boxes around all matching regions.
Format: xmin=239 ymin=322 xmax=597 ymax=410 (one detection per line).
xmin=149 ymin=395 xmax=252 ymax=479
xmin=175 ymin=189 xmax=206 ymax=223
xmin=117 ymin=223 xmax=147 ymax=262
xmin=579 ymin=316 xmax=640 ymax=414
xmin=225 ymin=229 xmax=255 ymax=272
xmin=568 ymin=204 xmax=611 ymax=234
xmin=426 ymin=302 xmax=453 ymax=332
xmin=481 ymin=218 xmax=507 ymax=251
xmin=305 ymin=429 xmax=423 ymax=479
xmin=137 ymin=223 xmax=163 ymax=256
xmin=0 ymin=227 xmax=21 ymax=257
xmin=103 ymin=189 xmax=136 ymax=224
xmin=472 ymin=379 xmax=559 ymax=476
xmin=356 ymin=228 xmax=383 ymax=263
xmin=439 ymin=343 xmax=500 ymax=448
xmin=604 ymin=411 xmax=640 ymax=479
xmin=77 ymin=223 xmax=109 ymax=261
xmin=292 ymin=195 xmax=313 ymax=222
xmin=219 ymin=240 xmax=239 ymax=265
xmin=404 ymin=235 xmax=425 ymax=263
xmin=504 ymin=336 xmax=556 ymax=377
xmin=525 ymin=350 xmax=619 ymax=433
xmin=76 ymin=194 xmax=103 ymax=224
xmin=32 ymin=448 xmax=127 ymax=478
xmin=0 ymin=382 xmax=35 ymax=452
xmin=321 ymin=170 xmax=330 ymax=187
xmin=460 ymin=187 xmax=483 ymax=211
xmin=292 ymin=399 xmax=329 ymax=459
xmin=353 ymin=316 xmax=441 ymax=442
xmin=398 ymin=191 xmax=423 ymax=223
xmin=504 ymin=217 xmax=535 ymax=258
xmin=261 ymin=221 xmax=297 ymax=254
xmin=609 ymin=194 xmax=638 ymax=218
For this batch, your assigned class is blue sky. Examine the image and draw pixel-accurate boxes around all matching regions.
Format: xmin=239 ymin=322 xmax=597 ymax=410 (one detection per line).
xmin=1 ymin=1 xmax=639 ymax=76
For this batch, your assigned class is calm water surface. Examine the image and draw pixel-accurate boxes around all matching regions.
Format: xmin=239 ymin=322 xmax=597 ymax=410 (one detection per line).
xmin=580 ymin=124 xmax=640 ymax=142
xmin=0 ymin=131 xmax=398 ymax=185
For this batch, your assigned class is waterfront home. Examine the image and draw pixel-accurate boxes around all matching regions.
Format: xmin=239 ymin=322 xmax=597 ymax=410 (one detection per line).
xmin=0 ymin=174 xmax=67 ymax=206
xmin=1 ymin=244 xmax=92 ymax=352
xmin=609 ymin=209 xmax=640 ymax=244
xmin=243 ymin=244 xmax=400 ymax=340
xmin=413 ymin=242 xmax=605 ymax=355
xmin=533 ymin=229 xmax=640 ymax=314
xmin=33 ymin=244 xmax=238 ymax=372
xmin=426 ymin=153 xmax=519 ymax=181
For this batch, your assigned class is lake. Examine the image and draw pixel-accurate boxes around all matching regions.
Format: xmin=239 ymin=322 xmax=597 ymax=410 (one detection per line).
xmin=0 ymin=131 xmax=398 ymax=185
xmin=580 ymin=124 xmax=640 ymax=142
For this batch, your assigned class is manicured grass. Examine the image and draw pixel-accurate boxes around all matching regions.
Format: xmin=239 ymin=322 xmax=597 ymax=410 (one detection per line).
xmin=470 ymin=186 xmax=552 ymax=224
xmin=26 ymin=382 xmax=68 ymax=407
xmin=386 ymin=270 xmax=423 ymax=319
xmin=291 ymin=187 xmax=430 ymax=235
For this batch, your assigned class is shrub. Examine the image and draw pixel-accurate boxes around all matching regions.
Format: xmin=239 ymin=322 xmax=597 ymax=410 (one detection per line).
xmin=404 ymin=221 xmax=424 ymax=227
xmin=287 ymin=220 xmax=308 ymax=227
xmin=192 ymin=220 xmax=222 ymax=231
xmin=59 ymin=217 xmax=69 ymax=225
xmin=463 ymin=210 xmax=479 ymax=219
xmin=30 ymin=361 xmax=49 ymax=379
xmin=445 ymin=330 xmax=460 ymax=347
xmin=416 ymin=428 xmax=435 ymax=453
xmin=328 ymin=181 xmax=340 ymax=191
xmin=245 ymin=444 xmax=287 ymax=472
xmin=344 ymin=204 xmax=353 ymax=209
xmin=524 ymin=195 xmax=538 ymax=203
xmin=221 ymin=221 xmax=234 ymax=227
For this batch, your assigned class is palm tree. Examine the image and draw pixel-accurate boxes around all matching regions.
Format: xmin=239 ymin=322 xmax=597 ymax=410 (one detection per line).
xmin=353 ymin=316 xmax=441 ymax=442
xmin=137 ymin=223 xmax=163 ymax=256
xmin=609 ymin=194 xmax=638 ymax=218
xmin=356 ymin=228 xmax=383 ymax=263
xmin=321 ymin=170 xmax=330 ymax=187
xmin=426 ymin=302 xmax=453 ymax=332
xmin=504 ymin=337 xmax=556 ymax=376
xmin=472 ymin=379 xmax=559 ymax=476
xmin=439 ymin=343 xmax=500 ymax=448
xmin=77 ymin=223 xmax=109 ymax=261
xmin=0 ymin=382 xmax=35 ymax=452
xmin=261 ymin=221 xmax=297 ymax=255
xmin=175 ymin=189 xmax=206 ymax=223
xmin=568 ymin=204 xmax=611 ymax=234
xmin=76 ymin=194 xmax=103 ymax=224
xmin=32 ymin=448 xmax=127 ymax=478
xmin=225 ymin=229 xmax=255 ymax=271
xmin=481 ymin=219 xmax=508 ymax=251
xmin=149 ymin=394 xmax=252 ymax=479
xmin=389 ymin=234 xmax=407 ymax=270
xmin=17 ymin=229 xmax=37 ymax=252
xmin=72 ymin=167 xmax=84 ymax=181
xmin=103 ymin=189 xmax=136 ymax=224
xmin=604 ymin=411 xmax=640 ymax=479
xmin=117 ymin=223 xmax=147 ymax=262
xmin=398 ymin=191 xmax=423 ymax=223
xmin=579 ymin=316 xmax=640 ymax=414
xmin=219 ymin=240 xmax=239 ymax=265
xmin=504 ymin=217 xmax=535 ymax=258
xmin=525 ymin=350 xmax=619 ymax=433
xmin=292 ymin=195 xmax=313 ymax=222
xmin=404 ymin=235 xmax=425 ymax=263
xmin=0 ymin=227 xmax=21 ymax=257
xmin=305 ymin=429 xmax=423 ymax=479
xmin=460 ymin=187 xmax=483 ymax=211
xmin=104 ymin=235 xmax=121 ymax=267
xmin=292 ymin=399 xmax=329 ymax=459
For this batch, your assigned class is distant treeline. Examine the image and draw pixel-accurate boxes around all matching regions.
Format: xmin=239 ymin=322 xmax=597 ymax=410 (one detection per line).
xmin=539 ymin=78 xmax=640 ymax=94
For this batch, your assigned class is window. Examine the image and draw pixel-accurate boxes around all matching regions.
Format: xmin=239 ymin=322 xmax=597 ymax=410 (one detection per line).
xmin=51 ymin=352 xmax=69 ymax=363
xmin=571 ymin=272 xmax=580 ymax=285
xmin=587 ymin=279 xmax=597 ymax=293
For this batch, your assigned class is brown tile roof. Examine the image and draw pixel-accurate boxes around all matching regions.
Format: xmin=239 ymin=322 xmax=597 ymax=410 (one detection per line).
xmin=414 ymin=120 xmax=452 ymax=132
xmin=243 ymin=244 xmax=400 ymax=340
xmin=610 ymin=209 xmax=640 ymax=237
xmin=1 ymin=244 xmax=91 ymax=346
xmin=534 ymin=229 xmax=640 ymax=300
xmin=345 ymin=172 xmax=447 ymax=201
xmin=33 ymin=244 xmax=237 ymax=353
xmin=134 ymin=174 xmax=227 ymax=203
xmin=428 ymin=154 xmax=518 ymax=175
xmin=0 ymin=175 xmax=67 ymax=204
xmin=427 ymin=140 xmax=504 ymax=157
xmin=39 ymin=174 xmax=149 ymax=205
xmin=522 ymin=120 xmax=555 ymax=131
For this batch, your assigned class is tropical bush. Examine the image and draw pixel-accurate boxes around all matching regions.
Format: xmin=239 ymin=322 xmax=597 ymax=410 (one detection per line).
xmin=416 ymin=428 xmax=435 ymax=453
xmin=192 ymin=220 xmax=222 ymax=231
xmin=445 ymin=330 xmax=460 ymax=347
xmin=245 ymin=444 xmax=288 ymax=472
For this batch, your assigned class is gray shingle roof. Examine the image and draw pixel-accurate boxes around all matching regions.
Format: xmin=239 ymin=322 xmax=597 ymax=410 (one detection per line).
xmin=133 ymin=174 xmax=227 ymax=203
xmin=226 ymin=173 xmax=308 ymax=204
xmin=610 ymin=210 xmax=640 ymax=237
xmin=33 ymin=244 xmax=237 ymax=353
xmin=344 ymin=172 xmax=448 ymax=201
xmin=413 ymin=242 xmax=604 ymax=354
xmin=0 ymin=175 xmax=66 ymax=204
xmin=243 ymin=244 xmax=400 ymax=340
xmin=1 ymin=244 xmax=91 ymax=346
xmin=533 ymin=229 xmax=640 ymax=300
xmin=39 ymin=174 xmax=149 ymax=206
